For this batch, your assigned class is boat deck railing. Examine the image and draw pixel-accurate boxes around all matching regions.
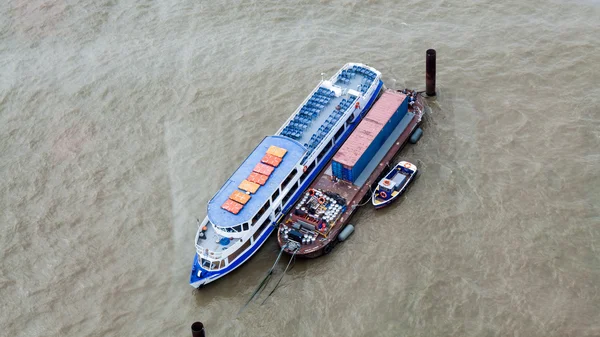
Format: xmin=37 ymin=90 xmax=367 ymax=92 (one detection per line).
xmin=276 ymin=64 xmax=379 ymax=144
xmin=302 ymin=75 xmax=381 ymax=164
xmin=195 ymin=220 xmax=234 ymax=261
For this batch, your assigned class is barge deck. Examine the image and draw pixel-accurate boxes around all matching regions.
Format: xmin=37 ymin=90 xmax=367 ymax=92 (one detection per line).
xmin=277 ymin=89 xmax=425 ymax=258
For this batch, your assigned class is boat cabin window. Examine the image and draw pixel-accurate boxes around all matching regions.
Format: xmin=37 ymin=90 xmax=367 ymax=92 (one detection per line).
xmin=300 ymin=167 xmax=309 ymax=183
xmin=253 ymin=201 xmax=270 ymax=224
xmin=227 ymin=239 xmax=251 ymax=263
xmin=218 ymin=225 xmax=240 ymax=233
xmin=201 ymin=258 xmax=224 ymax=270
xmin=272 ymin=187 xmax=280 ymax=202
xmin=252 ymin=217 xmax=270 ymax=241
xmin=306 ymin=160 xmax=316 ymax=174
xmin=300 ymin=160 xmax=315 ymax=183
xmin=282 ymin=191 xmax=291 ymax=205
xmin=283 ymin=181 xmax=299 ymax=205
xmin=318 ymin=142 xmax=331 ymax=162
xmin=334 ymin=125 xmax=344 ymax=141
xmin=243 ymin=223 xmax=249 ymax=231
xmin=281 ymin=168 xmax=297 ymax=190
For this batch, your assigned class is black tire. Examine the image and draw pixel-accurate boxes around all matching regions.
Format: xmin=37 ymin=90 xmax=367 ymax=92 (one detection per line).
xmin=323 ymin=243 xmax=334 ymax=255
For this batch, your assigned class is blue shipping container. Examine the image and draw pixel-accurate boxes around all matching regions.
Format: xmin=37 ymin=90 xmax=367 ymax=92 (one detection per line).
xmin=332 ymin=97 xmax=408 ymax=183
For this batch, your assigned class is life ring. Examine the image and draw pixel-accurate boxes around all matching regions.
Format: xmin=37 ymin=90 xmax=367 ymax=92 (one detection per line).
xmin=379 ymin=191 xmax=388 ymax=199
xmin=202 ymin=226 xmax=207 ymax=231
xmin=404 ymin=163 xmax=411 ymax=168
xmin=383 ymin=180 xmax=391 ymax=186
xmin=308 ymin=189 xmax=315 ymax=196
xmin=318 ymin=197 xmax=325 ymax=204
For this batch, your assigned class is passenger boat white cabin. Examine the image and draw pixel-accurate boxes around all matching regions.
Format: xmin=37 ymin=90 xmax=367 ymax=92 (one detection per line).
xmin=190 ymin=63 xmax=383 ymax=288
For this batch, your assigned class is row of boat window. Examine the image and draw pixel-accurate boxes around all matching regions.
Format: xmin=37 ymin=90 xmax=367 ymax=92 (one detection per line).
xmin=223 ymin=119 xmax=351 ymax=235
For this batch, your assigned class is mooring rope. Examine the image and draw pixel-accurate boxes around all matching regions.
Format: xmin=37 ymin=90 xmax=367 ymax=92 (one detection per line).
xmin=261 ymin=247 xmax=299 ymax=305
xmin=356 ymin=185 xmax=373 ymax=207
xmin=237 ymin=244 xmax=287 ymax=316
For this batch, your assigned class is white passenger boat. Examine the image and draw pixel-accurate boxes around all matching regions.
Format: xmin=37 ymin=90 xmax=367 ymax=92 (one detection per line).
xmin=190 ymin=63 xmax=383 ymax=288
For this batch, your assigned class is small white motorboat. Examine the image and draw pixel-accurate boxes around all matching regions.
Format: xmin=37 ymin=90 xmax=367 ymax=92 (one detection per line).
xmin=371 ymin=161 xmax=417 ymax=209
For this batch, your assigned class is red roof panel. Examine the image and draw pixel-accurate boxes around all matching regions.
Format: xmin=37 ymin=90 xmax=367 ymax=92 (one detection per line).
xmin=261 ymin=153 xmax=283 ymax=167
xmin=221 ymin=199 xmax=244 ymax=214
xmin=253 ymin=162 xmax=275 ymax=176
xmin=247 ymin=172 xmax=269 ymax=186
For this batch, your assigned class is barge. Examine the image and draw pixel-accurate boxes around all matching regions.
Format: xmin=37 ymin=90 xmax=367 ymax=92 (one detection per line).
xmin=276 ymin=89 xmax=425 ymax=258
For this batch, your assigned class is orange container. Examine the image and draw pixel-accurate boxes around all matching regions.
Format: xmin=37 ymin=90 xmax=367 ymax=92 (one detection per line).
xmin=247 ymin=172 xmax=269 ymax=186
xmin=238 ymin=179 xmax=260 ymax=194
xmin=266 ymin=145 xmax=287 ymax=158
xmin=253 ymin=163 xmax=275 ymax=176
xmin=261 ymin=153 xmax=283 ymax=167
xmin=229 ymin=190 xmax=251 ymax=205
xmin=221 ymin=199 xmax=244 ymax=214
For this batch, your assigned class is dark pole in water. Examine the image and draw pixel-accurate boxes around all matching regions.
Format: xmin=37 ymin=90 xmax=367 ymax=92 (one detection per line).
xmin=191 ymin=322 xmax=205 ymax=337
xmin=426 ymin=49 xmax=436 ymax=96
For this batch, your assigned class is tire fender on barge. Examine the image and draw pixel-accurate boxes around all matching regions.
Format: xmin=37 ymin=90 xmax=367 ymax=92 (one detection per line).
xmin=338 ymin=224 xmax=355 ymax=242
xmin=409 ymin=127 xmax=423 ymax=144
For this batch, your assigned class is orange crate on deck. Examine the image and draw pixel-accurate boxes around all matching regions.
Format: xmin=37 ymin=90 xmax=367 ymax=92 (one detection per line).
xmin=253 ymin=163 xmax=275 ymax=176
xmin=229 ymin=190 xmax=251 ymax=205
xmin=221 ymin=199 xmax=244 ymax=214
xmin=261 ymin=153 xmax=283 ymax=167
xmin=266 ymin=145 xmax=287 ymax=158
xmin=238 ymin=179 xmax=260 ymax=194
xmin=247 ymin=172 xmax=269 ymax=186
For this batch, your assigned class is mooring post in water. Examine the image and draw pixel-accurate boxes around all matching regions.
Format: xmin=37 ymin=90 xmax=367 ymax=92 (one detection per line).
xmin=426 ymin=49 xmax=436 ymax=96
xmin=191 ymin=322 xmax=206 ymax=337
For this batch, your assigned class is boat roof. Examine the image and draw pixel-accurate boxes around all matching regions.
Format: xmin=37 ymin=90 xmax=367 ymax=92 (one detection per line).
xmin=207 ymin=136 xmax=306 ymax=228
xmin=277 ymin=63 xmax=381 ymax=159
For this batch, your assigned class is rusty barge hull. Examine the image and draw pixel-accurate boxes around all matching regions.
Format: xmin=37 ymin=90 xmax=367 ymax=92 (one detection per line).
xmin=277 ymin=90 xmax=425 ymax=258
